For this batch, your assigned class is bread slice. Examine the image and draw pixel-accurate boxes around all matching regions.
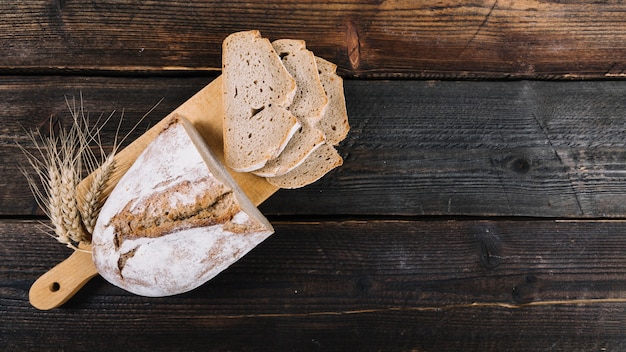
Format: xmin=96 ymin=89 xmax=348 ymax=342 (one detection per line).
xmin=224 ymin=104 xmax=301 ymax=172
xmin=252 ymin=123 xmax=325 ymax=177
xmin=222 ymin=30 xmax=300 ymax=172
xmin=222 ymin=30 xmax=296 ymax=110
xmin=315 ymin=56 xmax=350 ymax=145
xmin=92 ymin=115 xmax=274 ymax=297
xmin=252 ymin=39 xmax=328 ymax=177
xmin=272 ymin=39 xmax=328 ymax=122
xmin=265 ymin=144 xmax=343 ymax=189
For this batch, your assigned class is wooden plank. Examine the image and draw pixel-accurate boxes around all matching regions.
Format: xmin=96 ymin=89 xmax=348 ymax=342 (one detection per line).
xmin=4 ymin=77 xmax=626 ymax=218
xmin=0 ymin=75 xmax=211 ymax=215
xmin=2 ymin=1 xmax=626 ymax=79
xmin=269 ymin=79 xmax=626 ymax=218
xmin=3 ymin=219 xmax=626 ymax=350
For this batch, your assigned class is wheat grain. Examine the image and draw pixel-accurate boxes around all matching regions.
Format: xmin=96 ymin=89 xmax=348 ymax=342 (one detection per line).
xmin=60 ymin=159 xmax=86 ymax=243
xmin=80 ymin=153 xmax=116 ymax=236
xmin=46 ymin=149 xmax=71 ymax=245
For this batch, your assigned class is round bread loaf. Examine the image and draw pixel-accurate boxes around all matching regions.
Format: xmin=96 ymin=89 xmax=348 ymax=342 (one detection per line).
xmin=91 ymin=115 xmax=274 ymax=297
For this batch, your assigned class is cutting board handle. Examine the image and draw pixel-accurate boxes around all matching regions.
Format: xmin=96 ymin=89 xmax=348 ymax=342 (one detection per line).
xmin=29 ymin=247 xmax=98 ymax=310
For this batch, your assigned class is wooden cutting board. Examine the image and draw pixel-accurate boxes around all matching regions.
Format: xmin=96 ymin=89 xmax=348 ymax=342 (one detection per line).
xmin=29 ymin=76 xmax=279 ymax=310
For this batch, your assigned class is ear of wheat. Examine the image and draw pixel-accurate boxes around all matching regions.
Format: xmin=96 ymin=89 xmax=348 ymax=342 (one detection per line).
xmin=19 ymin=95 xmax=159 ymax=250
xmin=19 ymin=95 xmax=120 ymax=250
xmin=20 ymin=113 xmax=90 ymax=249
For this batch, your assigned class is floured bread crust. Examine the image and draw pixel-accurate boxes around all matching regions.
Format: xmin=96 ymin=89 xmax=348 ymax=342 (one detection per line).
xmin=92 ymin=115 xmax=273 ymax=297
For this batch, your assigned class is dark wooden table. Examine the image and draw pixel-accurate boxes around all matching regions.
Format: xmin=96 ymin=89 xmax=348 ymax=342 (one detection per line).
xmin=3 ymin=1 xmax=626 ymax=351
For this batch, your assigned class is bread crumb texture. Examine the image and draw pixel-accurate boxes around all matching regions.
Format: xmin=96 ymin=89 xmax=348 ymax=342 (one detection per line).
xmin=222 ymin=31 xmax=350 ymax=185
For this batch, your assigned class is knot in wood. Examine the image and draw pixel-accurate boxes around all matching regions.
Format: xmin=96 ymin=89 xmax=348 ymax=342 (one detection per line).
xmin=477 ymin=229 xmax=502 ymax=270
xmin=345 ymin=21 xmax=360 ymax=70
xmin=510 ymin=156 xmax=531 ymax=174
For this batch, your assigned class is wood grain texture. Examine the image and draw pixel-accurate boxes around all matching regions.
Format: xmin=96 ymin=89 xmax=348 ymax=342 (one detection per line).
xmin=3 ymin=219 xmax=626 ymax=351
xmin=4 ymin=1 xmax=626 ymax=349
xmin=4 ymin=77 xmax=626 ymax=218
xmin=2 ymin=0 xmax=626 ymax=78
xmin=269 ymin=79 xmax=626 ymax=217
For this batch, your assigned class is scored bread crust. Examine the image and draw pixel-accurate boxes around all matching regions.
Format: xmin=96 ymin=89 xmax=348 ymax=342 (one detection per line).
xmin=92 ymin=115 xmax=274 ymax=297
xmin=222 ymin=30 xmax=300 ymax=172
xmin=252 ymin=39 xmax=329 ymax=177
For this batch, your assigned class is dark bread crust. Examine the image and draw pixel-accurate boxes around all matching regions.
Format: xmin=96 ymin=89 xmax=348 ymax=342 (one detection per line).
xmin=110 ymin=178 xmax=236 ymax=244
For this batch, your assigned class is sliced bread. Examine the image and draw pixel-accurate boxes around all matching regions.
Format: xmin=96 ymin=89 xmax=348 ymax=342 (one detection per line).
xmin=252 ymin=39 xmax=328 ymax=177
xmin=265 ymin=56 xmax=350 ymax=188
xmin=272 ymin=39 xmax=328 ymax=122
xmin=265 ymin=143 xmax=343 ymax=189
xmin=224 ymin=104 xmax=300 ymax=172
xmin=315 ymin=56 xmax=350 ymax=145
xmin=253 ymin=123 xmax=325 ymax=177
xmin=222 ymin=30 xmax=300 ymax=172
xmin=222 ymin=30 xmax=297 ymax=109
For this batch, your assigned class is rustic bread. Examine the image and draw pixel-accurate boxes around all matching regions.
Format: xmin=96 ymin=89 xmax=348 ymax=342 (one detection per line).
xmin=92 ymin=115 xmax=274 ymax=297
xmin=252 ymin=39 xmax=328 ymax=177
xmin=265 ymin=143 xmax=343 ymax=189
xmin=315 ymin=56 xmax=350 ymax=145
xmin=222 ymin=30 xmax=300 ymax=172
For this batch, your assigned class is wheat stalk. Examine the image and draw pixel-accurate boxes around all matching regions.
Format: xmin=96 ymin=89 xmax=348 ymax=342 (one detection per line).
xmin=68 ymin=96 xmax=119 ymax=241
xmin=19 ymin=94 xmax=160 ymax=250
